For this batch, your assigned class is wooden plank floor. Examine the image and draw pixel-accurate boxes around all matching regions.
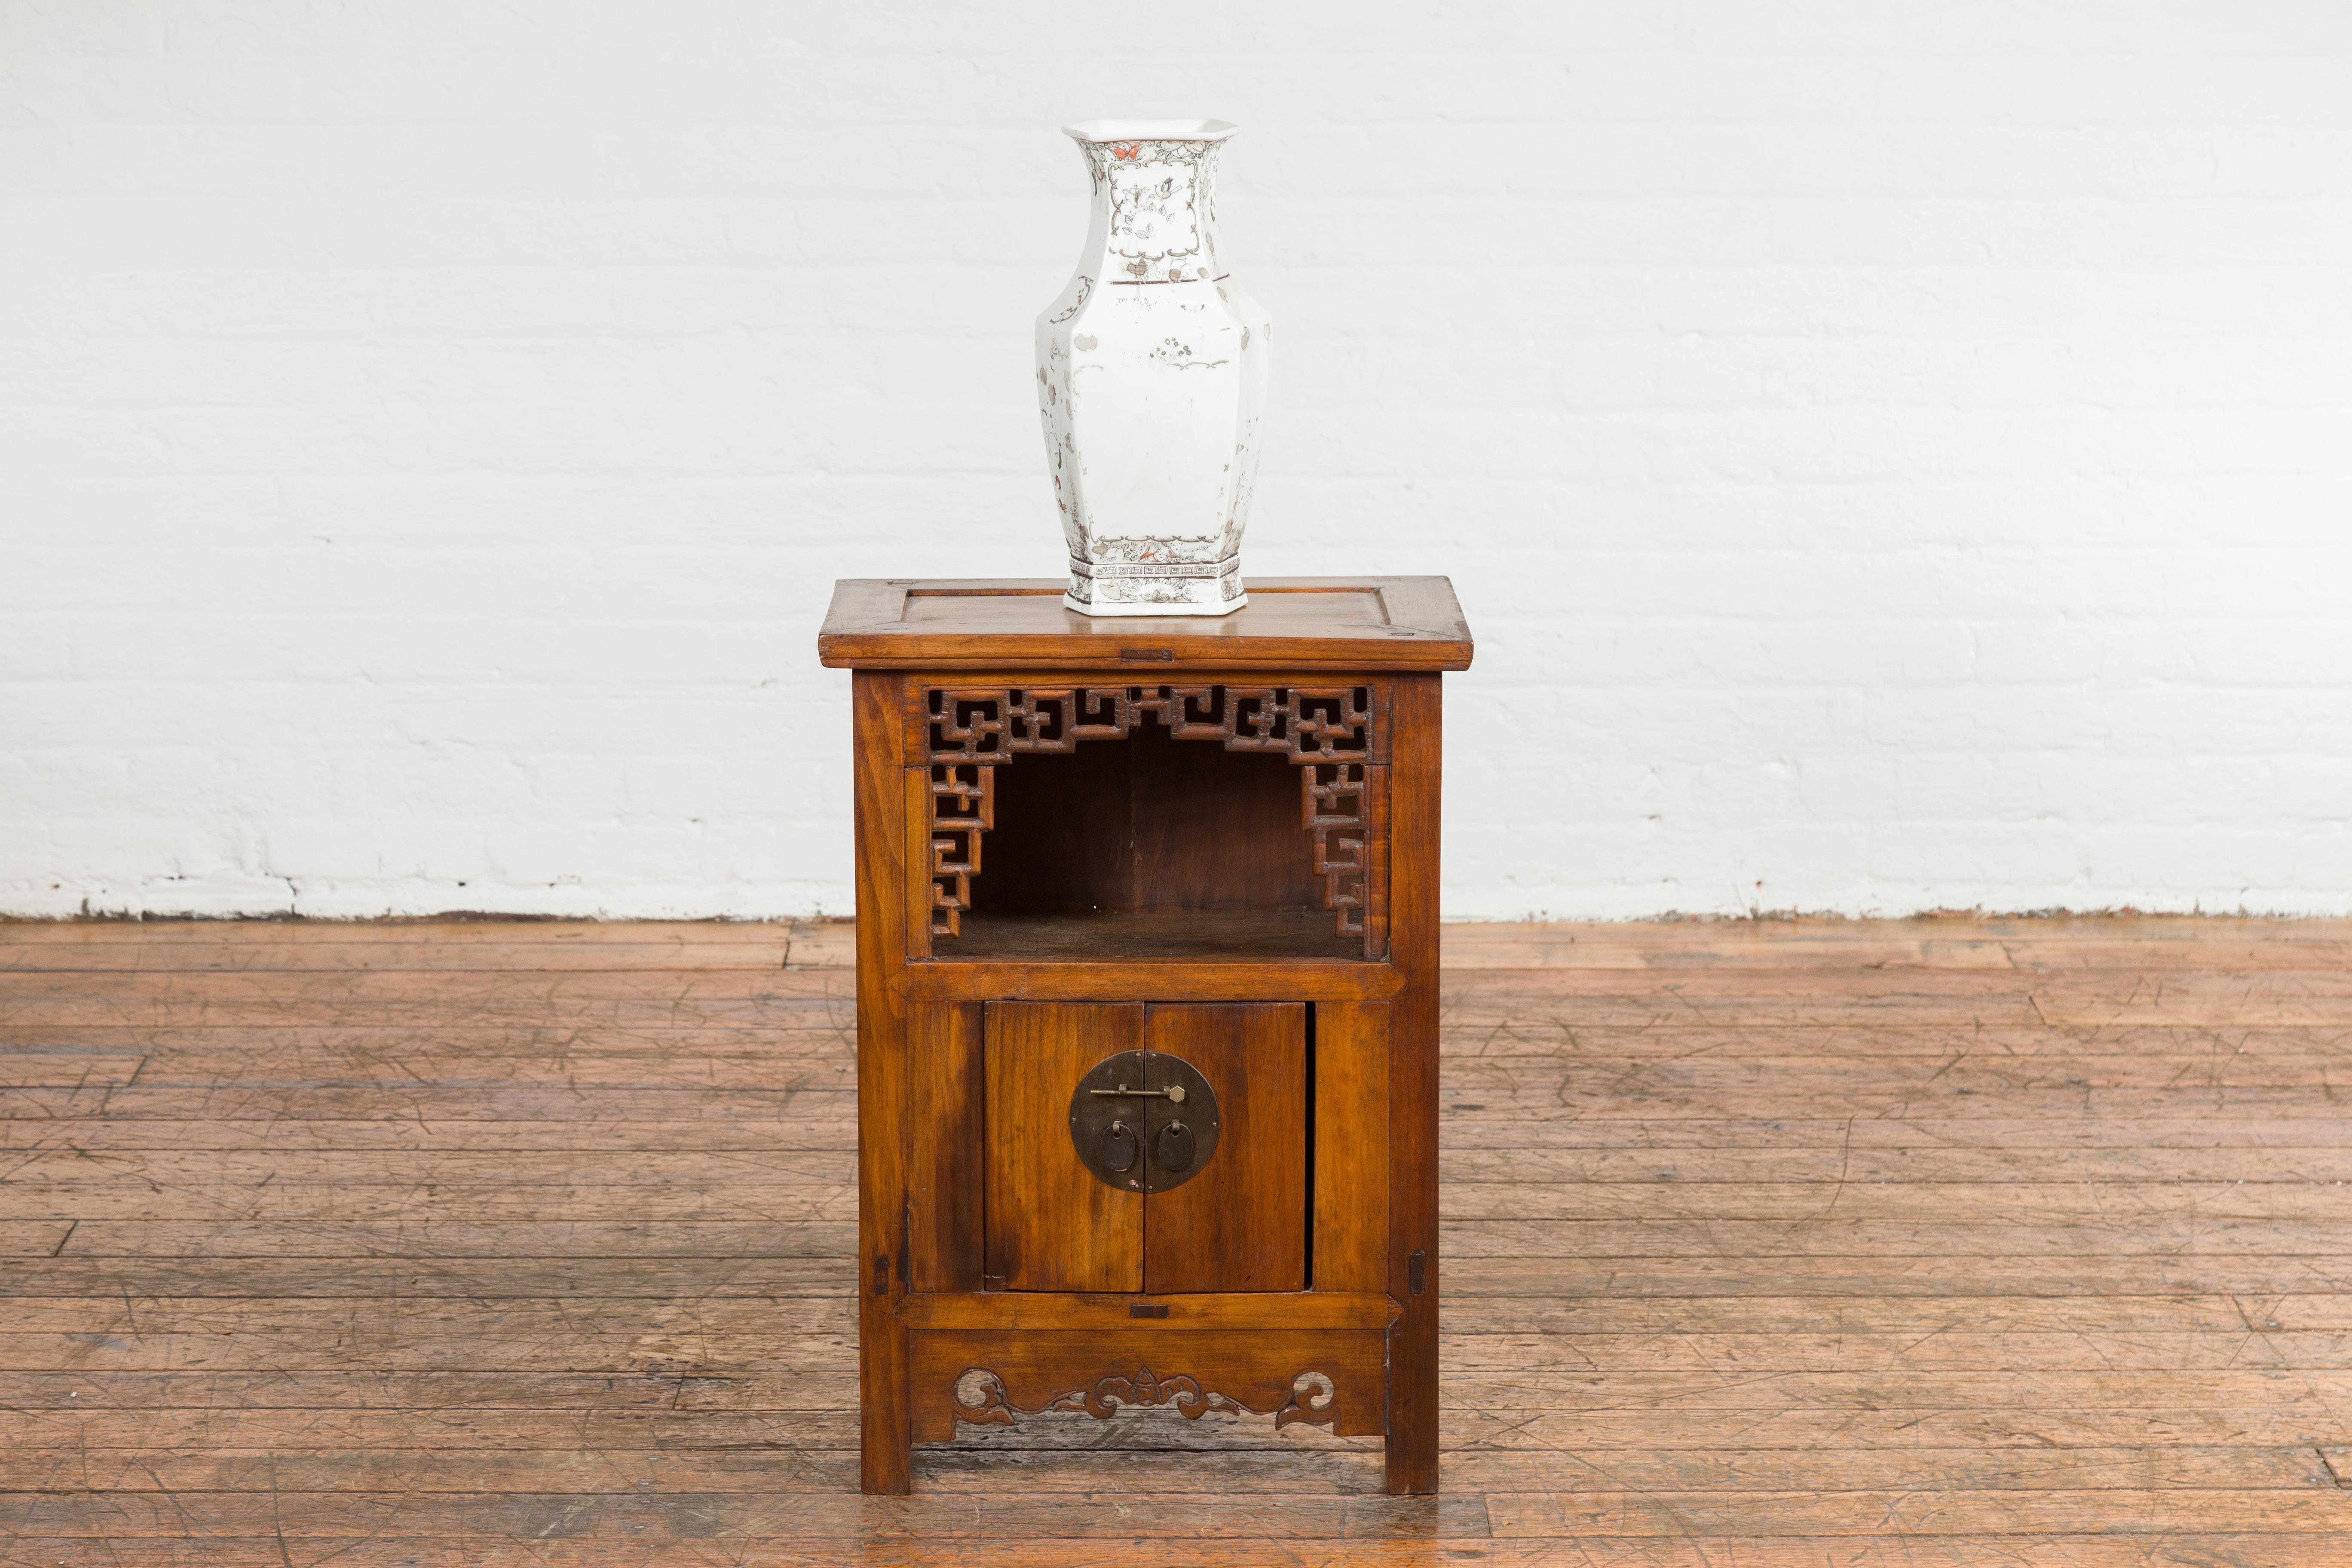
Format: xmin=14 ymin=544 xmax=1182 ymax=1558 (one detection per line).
xmin=5 ymin=916 xmax=2352 ymax=1565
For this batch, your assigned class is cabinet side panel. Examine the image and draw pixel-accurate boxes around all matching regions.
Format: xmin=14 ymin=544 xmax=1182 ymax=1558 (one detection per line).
xmin=851 ymin=669 xmax=913 ymax=1494
xmin=1384 ymin=671 xmax=1443 ymax=1494
xmin=984 ymin=1002 xmax=1145 ymax=1292
xmin=906 ymin=1001 xmax=984 ymax=1292
xmin=1311 ymin=1001 xmax=1390 ymax=1293
xmin=1142 ymin=1003 xmax=1307 ymax=1293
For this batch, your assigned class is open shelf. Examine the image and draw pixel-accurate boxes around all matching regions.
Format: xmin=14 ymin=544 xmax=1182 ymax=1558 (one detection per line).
xmin=928 ymin=713 xmax=1376 ymax=963
xmin=937 ymin=910 xmax=1368 ymax=963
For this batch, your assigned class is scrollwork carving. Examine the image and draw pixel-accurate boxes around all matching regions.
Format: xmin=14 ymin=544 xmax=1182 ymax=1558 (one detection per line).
xmin=923 ymin=685 xmax=1376 ymax=941
xmin=1274 ymin=1370 xmax=1337 ymax=1431
xmin=950 ymin=1366 xmax=1340 ymax=1431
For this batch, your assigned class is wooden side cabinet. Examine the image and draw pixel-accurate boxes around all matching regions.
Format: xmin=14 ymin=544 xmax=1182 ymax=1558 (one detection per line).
xmin=817 ymin=577 xmax=1473 ymax=1494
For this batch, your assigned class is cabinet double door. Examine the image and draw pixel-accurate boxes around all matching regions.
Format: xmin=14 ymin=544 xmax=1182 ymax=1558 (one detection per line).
xmin=983 ymin=1001 xmax=1306 ymax=1294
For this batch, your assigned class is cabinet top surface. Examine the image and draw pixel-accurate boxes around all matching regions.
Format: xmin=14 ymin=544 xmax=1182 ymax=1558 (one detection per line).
xmin=818 ymin=577 xmax=1473 ymax=672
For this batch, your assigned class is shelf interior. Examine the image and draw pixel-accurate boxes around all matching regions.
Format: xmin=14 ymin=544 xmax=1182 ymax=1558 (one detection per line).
xmin=936 ymin=909 xmax=1367 ymax=962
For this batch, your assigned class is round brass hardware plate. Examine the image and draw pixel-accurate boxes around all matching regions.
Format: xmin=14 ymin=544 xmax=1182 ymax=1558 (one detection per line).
xmin=1068 ymin=1050 xmax=1222 ymax=1193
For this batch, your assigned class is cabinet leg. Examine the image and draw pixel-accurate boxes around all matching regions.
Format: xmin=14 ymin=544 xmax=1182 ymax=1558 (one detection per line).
xmin=859 ymin=1311 xmax=913 ymax=1494
xmin=1383 ymin=1295 xmax=1439 ymax=1494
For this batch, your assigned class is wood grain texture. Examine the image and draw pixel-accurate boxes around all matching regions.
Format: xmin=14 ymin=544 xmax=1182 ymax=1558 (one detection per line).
xmin=1383 ymin=671 xmax=1445 ymax=1494
xmin=1312 ymin=1001 xmax=1391 ymax=1293
xmin=904 ymin=956 xmax=1402 ymax=1001
xmin=0 ymin=1540 xmax=2349 ymax=1568
xmin=8 ymin=915 xmax=2352 ymax=1562
xmin=938 ymin=909 xmax=1366 ymax=961
xmin=982 ymin=1002 xmax=1144 ymax=1292
xmin=895 ymin=1291 xmax=1397 ymax=1332
xmin=1142 ymin=1003 xmax=1308 ymax=1294
xmin=850 ymin=669 xmax=914 ymax=1493
xmin=905 ymin=1001 xmax=983 ymax=1293
xmin=815 ymin=577 xmax=1475 ymax=671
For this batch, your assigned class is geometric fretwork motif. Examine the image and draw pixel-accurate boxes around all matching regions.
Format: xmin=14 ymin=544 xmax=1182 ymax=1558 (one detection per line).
xmin=923 ymin=685 xmax=1375 ymax=940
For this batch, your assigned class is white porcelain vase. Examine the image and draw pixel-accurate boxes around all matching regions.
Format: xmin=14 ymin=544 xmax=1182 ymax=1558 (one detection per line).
xmin=1036 ymin=119 xmax=1271 ymax=616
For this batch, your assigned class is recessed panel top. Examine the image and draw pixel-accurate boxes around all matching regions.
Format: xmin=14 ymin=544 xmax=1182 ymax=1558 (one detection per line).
xmin=818 ymin=577 xmax=1473 ymax=671
xmin=901 ymin=587 xmax=1379 ymax=629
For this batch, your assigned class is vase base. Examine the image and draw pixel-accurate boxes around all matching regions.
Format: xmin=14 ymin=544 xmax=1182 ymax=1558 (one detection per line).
xmin=1064 ymin=557 xmax=1246 ymax=617
xmin=1063 ymin=592 xmax=1247 ymax=619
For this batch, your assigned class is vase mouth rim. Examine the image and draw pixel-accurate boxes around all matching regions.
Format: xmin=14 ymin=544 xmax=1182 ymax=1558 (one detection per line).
xmin=1063 ymin=119 xmax=1239 ymax=144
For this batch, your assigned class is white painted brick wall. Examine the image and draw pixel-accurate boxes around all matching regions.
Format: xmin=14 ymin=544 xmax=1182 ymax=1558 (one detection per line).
xmin=4 ymin=0 xmax=2349 ymax=919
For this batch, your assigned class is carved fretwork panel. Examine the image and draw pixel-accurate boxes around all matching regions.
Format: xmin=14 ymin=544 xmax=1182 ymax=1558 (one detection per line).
xmin=949 ymin=1366 xmax=1339 ymax=1431
xmin=1303 ymin=761 xmax=1369 ymax=934
xmin=921 ymin=685 xmax=1378 ymax=941
xmin=904 ymin=1327 xmax=1390 ymax=1445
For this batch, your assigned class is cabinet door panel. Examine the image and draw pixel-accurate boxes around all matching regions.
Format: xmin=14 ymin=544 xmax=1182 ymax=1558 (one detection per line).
xmin=984 ymin=1002 xmax=1143 ymax=1292
xmin=1310 ymin=1001 xmax=1389 ymax=1292
xmin=907 ymin=1001 xmax=984 ymax=1292
xmin=1143 ymin=1002 xmax=1307 ymax=1293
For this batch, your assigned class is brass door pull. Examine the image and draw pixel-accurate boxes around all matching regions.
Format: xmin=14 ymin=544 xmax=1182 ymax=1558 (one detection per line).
xmin=1088 ymin=1083 xmax=1187 ymax=1102
xmin=1068 ymin=1051 xmax=1220 ymax=1193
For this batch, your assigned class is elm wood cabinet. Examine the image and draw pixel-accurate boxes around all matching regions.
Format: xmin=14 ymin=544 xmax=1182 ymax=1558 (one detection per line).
xmin=817 ymin=577 xmax=1473 ymax=1495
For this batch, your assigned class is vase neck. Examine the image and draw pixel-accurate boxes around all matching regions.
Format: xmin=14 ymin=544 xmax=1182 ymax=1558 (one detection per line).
xmin=1076 ymin=138 xmax=1226 ymax=285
